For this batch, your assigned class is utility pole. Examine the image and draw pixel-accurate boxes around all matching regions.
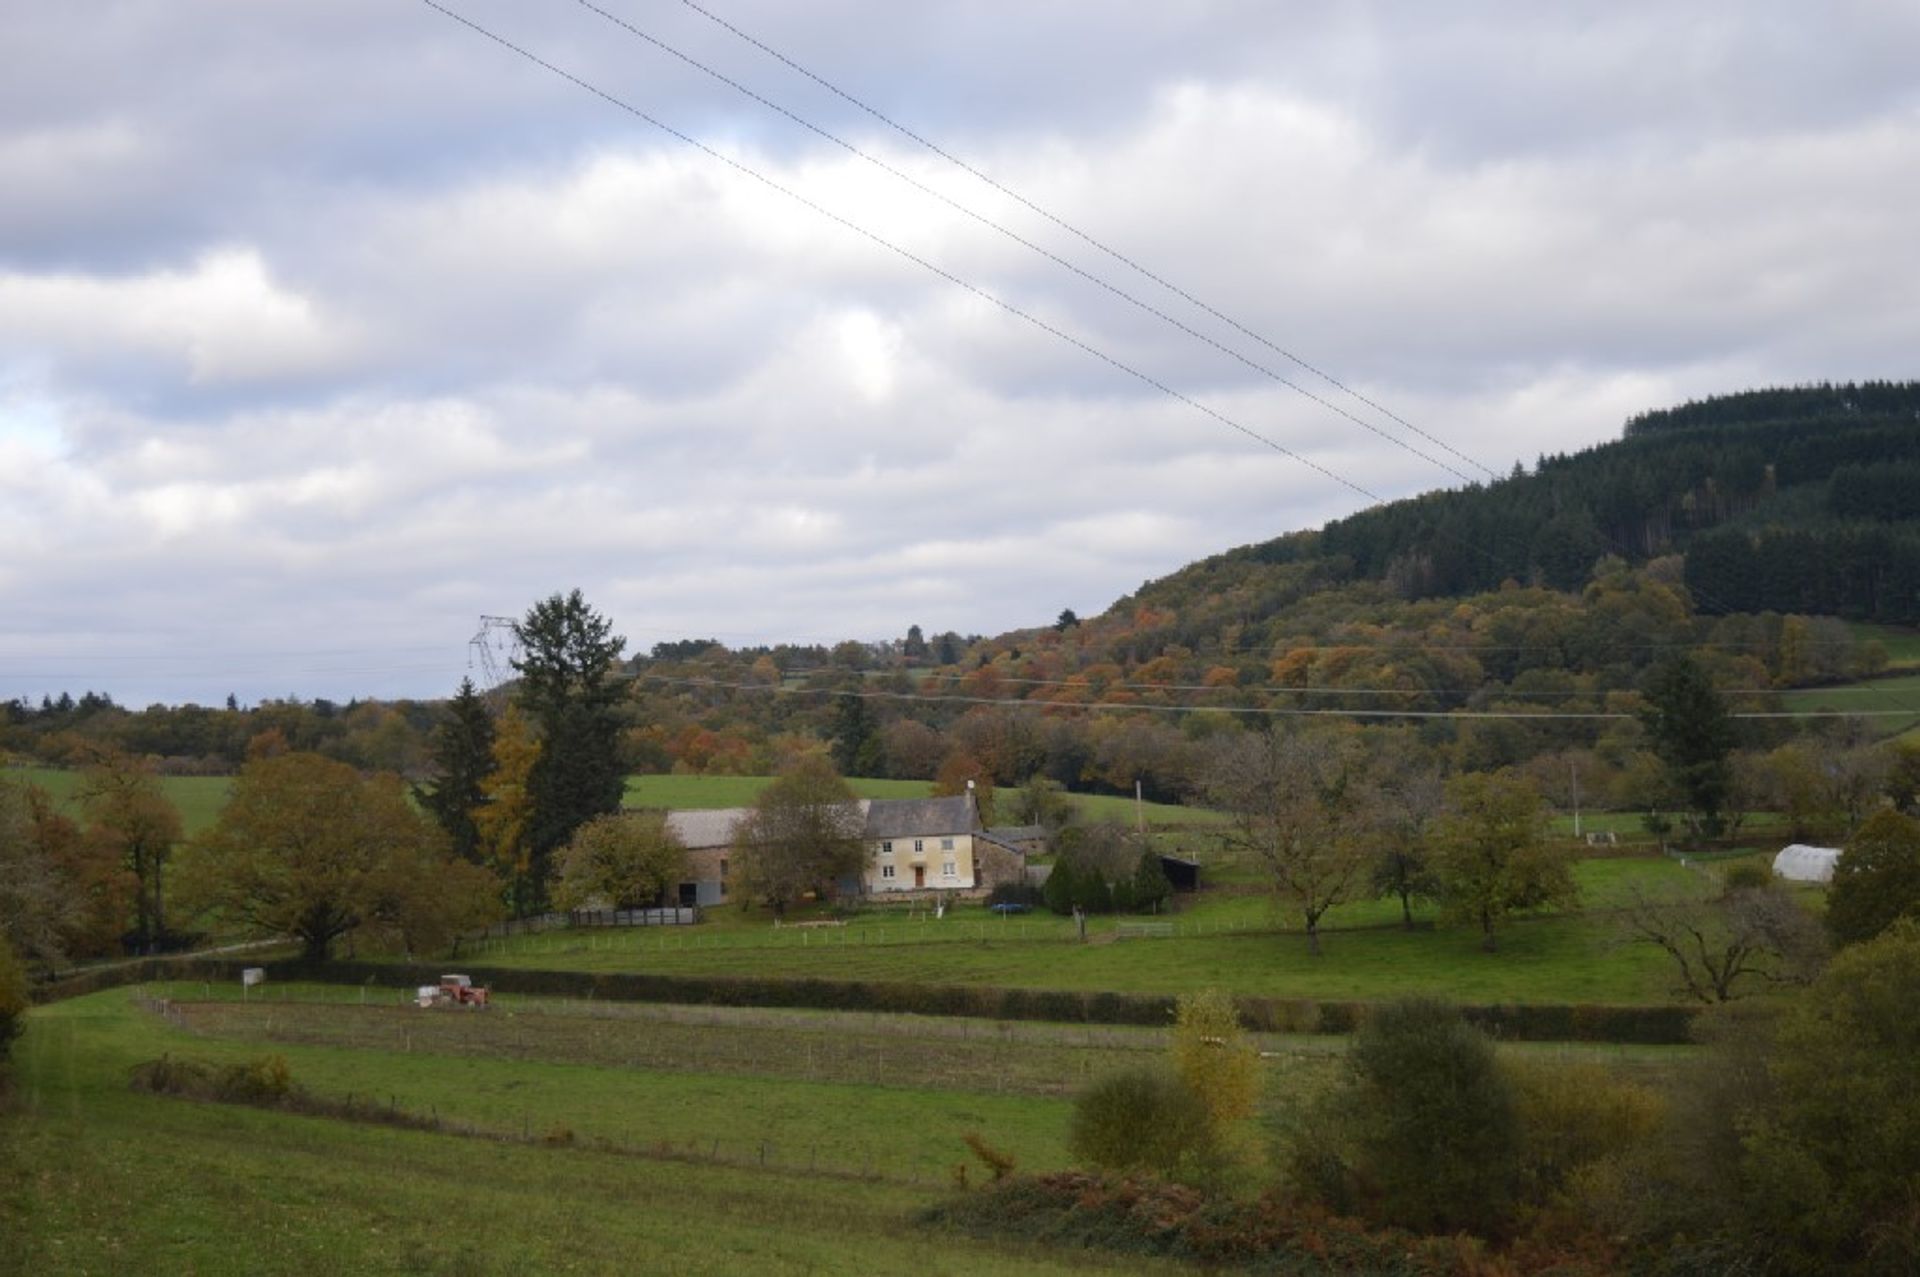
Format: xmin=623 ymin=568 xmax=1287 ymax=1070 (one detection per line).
xmin=1571 ymin=758 xmax=1582 ymax=840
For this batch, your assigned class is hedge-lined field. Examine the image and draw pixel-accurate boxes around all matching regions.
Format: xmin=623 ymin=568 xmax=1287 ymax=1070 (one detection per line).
xmin=2 ymin=992 xmax=1185 ymax=1275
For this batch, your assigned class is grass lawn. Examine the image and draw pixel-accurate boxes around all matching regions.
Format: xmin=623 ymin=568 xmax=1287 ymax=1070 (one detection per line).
xmin=3 ymin=992 xmax=1186 ymax=1275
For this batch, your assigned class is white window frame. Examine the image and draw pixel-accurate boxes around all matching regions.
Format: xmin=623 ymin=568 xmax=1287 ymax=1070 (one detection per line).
xmin=940 ymin=837 xmax=955 ymax=851
xmin=941 ymin=860 xmax=957 ymax=878
xmin=914 ymin=838 xmax=924 ymax=853
xmin=880 ymin=864 xmax=895 ymax=880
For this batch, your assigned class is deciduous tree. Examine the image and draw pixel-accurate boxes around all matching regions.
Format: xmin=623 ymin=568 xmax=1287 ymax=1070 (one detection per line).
xmin=76 ymin=746 xmax=181 ymax=953
xmin=552 ymin=811 xmax=687 ymax=911
xmin=1431 ymin=771 xmax=1574 ymax=952
xmin=1206 ymin=726 xmax=1377 ymax=956
xmin=175 ymin=753 xmax=499 ymax=962
xmin=1170 ymin=989 xmax=1260 ymax=1130
xmin=731 ymin=758 xmax=865 ymax=917
xmin=1826 ymin=808 xmax=1920 ymax=949
xmin=473 ymin=705 xmax=540 ymax=915
xmin=1620 ymin=878 xmax=1826 ymax=1002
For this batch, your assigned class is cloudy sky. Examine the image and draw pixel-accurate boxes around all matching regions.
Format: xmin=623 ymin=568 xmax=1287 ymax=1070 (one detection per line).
xmin=3 ymin=1 xmax=1917 ymax=706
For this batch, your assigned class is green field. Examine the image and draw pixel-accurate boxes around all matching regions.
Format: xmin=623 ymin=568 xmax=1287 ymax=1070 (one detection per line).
xmin=2 ymin=992 xmax=1192 ymax=1275
xmin=1849 ymin=620 xmax=1920 ymax=670
xmin=1770 ymin=670 xmax=1920 ymax=738
xmin=624 ymin=773 xmax=1213 ymax=827
xmin=6 ymin=984 xmax=1684 ymax=1273
xmin=2 ymin=765 xmax=232 ymax=836
xmin=452 ymin=854 xmax=1751 ymax=1006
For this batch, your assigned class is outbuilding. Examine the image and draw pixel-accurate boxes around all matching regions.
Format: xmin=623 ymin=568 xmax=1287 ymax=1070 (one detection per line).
xmin=1772 ymin=843 xmax=1841 ymax=884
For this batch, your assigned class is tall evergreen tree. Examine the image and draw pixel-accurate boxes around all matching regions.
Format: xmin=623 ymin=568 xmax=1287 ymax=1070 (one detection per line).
xmin=829 ymin=692 xmax=881 ymax=776
xmin=513 ymin=590 xmax=627 ymax=909
xmin=1639 ymin=654 xmax=1736 ymax=838
xmin=418 ymin=678 xmax=496 ymax=865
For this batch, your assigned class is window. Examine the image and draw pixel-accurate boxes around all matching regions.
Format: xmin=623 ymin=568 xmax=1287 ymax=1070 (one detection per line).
xmin=882 ymin=840 xmax=893 ymax=855
xmin=914 ymin=839 xmax=924 ymax=853
xmin=941 ymin=861 xmax=956 ymax=878
xmin=881 ymin=864 xmax=895 ymax=880
xmin=940 ymin=837 xmax=955 ymax=851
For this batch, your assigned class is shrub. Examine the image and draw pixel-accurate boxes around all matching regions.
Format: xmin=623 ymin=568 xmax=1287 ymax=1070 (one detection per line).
xmin=1320 ymin=997 xmax=1522 ymax=1238
xmin=1069 ymin=1067 xmax=1220 ymax=1182
xmin=1505 ymin=1058 xmax=1666 ymax=1208
xmin=1719 ymin=860 xmax=1772 ymax=895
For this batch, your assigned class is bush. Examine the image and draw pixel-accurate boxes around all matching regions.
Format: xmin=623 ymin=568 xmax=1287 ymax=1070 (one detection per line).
xmin=1719 ymin=860 xmax=1773 ymax=895
xmin=1308 ymin=997 xmax=1522 ymax=1238
xmin=1505 ymin=1058 xmax=1666 ymax=1209
xmin=1069 ymin=1067 xmax=1220 ymax=1181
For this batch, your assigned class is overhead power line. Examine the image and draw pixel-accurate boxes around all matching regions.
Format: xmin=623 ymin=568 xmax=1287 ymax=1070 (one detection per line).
xmin=669 ymin=0 xmax=1498 ymax=482
xmin=569 ymin=0 xmax=1478 ymax=486
xmin=415 ymin=0 xmax=1384 ymax=507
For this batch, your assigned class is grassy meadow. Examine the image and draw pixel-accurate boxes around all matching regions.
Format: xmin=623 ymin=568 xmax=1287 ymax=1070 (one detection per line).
xmin=2 ymin=991 xmax=1193 ymax=1276
xmin=2 ymin=764 xmax=231 ymax=836
xmin=453 ymin=853 xmax=1765 ymax=1006
xmin=3 ymin=985 xmax=1681 ymax=1274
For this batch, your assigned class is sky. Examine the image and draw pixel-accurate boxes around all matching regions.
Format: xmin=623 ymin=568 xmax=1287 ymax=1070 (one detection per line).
xmin=3 ymin=1 xmax=1918 ymax=707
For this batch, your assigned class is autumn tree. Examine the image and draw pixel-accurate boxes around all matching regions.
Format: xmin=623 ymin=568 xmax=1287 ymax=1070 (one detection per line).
xmin=514 ymin=590 xmax=626 ymax=906
xmin=0 ymin=778 xmax=81 ymax=965
xmin=731 ymin=758 xmax=865 ymax=917
xmin=175 ymin=753 xmax=499 ymax=961
xmin=552 ymin=811 xmax=687 ymax=911
xmin=1170 ymin=988 xmax=1261 ymax=1130
xmin=932 ymin=750 xmax=994 ymax=821
xmin=473 ymin=704 xmax=540 ymax=915
xmin=418 ymin=677 xmax=495 ymax=864
xmin=1206 ymin=726 xmax=1377 ymax=956
xmin=1430 ymin=771 xmax=1574 ymax=952
xmin=76 ymin=746 xmax=182 ymax=953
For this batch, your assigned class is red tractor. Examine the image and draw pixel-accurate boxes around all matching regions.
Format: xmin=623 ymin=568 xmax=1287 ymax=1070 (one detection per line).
xmin=416 ymin=973 xmax=490 ymax=1008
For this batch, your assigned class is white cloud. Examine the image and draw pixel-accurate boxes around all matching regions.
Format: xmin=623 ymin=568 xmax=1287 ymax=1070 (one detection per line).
xmin=2 ymin=3 xmax=1919 ymax=704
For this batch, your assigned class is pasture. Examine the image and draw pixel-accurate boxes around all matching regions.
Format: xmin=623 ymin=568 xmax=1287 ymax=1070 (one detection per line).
xmin=455 ymin=854 xmax=1754 ymax=1006
xmin=2 ymin=985 xmax=1681 ymax=1274
xmin=1 ymin=764 xmax=231 ymax=836
xmin=623 ymin=772 xmax=1214 ymax=827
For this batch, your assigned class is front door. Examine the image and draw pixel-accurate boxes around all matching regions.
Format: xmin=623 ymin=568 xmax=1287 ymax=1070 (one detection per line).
xmin=914 ymin=866 xmax=925 ymax=888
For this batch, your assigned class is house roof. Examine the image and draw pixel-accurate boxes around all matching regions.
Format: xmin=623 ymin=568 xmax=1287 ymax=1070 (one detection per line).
xmin=664 ymin=807 xmax=751 ymax=850
xmin=661 ymin=793 xmax=978 ymax=850
xmin=862 ymin=794 xmax=977 ymax=839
